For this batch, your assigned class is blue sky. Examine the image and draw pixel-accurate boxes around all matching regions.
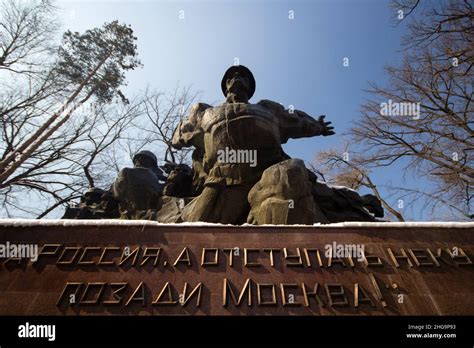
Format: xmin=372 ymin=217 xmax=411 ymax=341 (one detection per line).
xmin=56 ymin=0 xmax=430 ymax=219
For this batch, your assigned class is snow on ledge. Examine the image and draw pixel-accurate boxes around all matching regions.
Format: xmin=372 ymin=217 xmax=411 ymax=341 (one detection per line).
xmin=312 ymin=221 xmax=474 ymax=228
xmin=0 ymin=219 xmax=232 ymax=228
xmin=0 ymin=219 xmax=472 ymax=228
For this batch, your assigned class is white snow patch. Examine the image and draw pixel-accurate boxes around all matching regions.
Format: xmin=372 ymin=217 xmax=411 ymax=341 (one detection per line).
xmin=0 ymin=219 xmax=472 ymax=228
xmin=312 ymin=221 xmax=474 ymax=228
xmin=0 ymin=219 xmax=234 ymax=228
xmin=316 ymin=180 xmax=357 ymax=192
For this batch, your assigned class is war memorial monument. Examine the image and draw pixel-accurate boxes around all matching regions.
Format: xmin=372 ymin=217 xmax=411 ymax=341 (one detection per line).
xmin=0 ymin=65 xmax=472 ymax=320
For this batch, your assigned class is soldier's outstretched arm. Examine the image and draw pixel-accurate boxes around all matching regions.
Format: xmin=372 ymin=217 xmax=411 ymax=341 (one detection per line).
xmin=171 ymin=103 xmax=211 ymax=149
xmin=258 ymin=99 xmax=335 ymax=143
xmin=292 ymin=111 xmax=335 ymax=138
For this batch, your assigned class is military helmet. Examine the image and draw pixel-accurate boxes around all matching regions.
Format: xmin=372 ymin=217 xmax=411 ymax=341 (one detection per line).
xmin=83 ymin=187 xmax=105 ymax=198
xmin=133 ymin=150 xmax=158 ymax=168
xmin=81 ymin=187 xmax=105 ymax=204
xmin=221 ymin=65 xmax=256 ymax=99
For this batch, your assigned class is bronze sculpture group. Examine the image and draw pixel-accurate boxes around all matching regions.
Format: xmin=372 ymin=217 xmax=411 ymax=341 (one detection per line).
xmin=64 ymin=66 xmax=383 ymax=224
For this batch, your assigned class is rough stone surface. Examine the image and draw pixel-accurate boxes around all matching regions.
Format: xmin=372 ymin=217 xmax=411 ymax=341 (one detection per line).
xmin=157 ymin=196 xmax=192 ymax=223
xmin=247 ymin=159 xmax=328 ymax=224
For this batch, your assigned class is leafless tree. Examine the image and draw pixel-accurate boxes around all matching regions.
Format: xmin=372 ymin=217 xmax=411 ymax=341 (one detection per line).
xmin=0 ymin=0 xmax=142 ymax=218
xmin=0 ymin=98 xmax=142 ymax=218
xmin=0 ymin=0 xmax=57 ymax=75
xmin=129 ymin=85 xmax=200 ymax=166
xmin=392 ymin=0 xmax=473 ymax=76
xmin=315 ymin=144 xmax=405 ymax=222
xmin=316 ymin=0 xmax=473 ymax=220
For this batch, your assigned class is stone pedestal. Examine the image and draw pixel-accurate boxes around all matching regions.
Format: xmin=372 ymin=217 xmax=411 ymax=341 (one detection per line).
xmin=0 ymin=220 xmax=472 ymax=315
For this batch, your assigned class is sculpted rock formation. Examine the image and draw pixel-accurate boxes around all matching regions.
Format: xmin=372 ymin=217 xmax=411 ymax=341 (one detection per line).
xmin=247 ymin=159 xmax=328 ymax=225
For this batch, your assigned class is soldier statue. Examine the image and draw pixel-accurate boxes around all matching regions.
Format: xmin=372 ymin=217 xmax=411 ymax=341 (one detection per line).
xmin=171 ymin=65 xmax=383 ymax=224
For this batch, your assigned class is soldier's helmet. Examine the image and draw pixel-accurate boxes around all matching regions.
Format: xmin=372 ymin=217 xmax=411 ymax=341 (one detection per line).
xmin=133 ymin=150 xmax=158 ymax=169
xmin=81 ymin=187 xmax=105 ymax=204
xmin=221 ymin=65 xmax=256 ymax=99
